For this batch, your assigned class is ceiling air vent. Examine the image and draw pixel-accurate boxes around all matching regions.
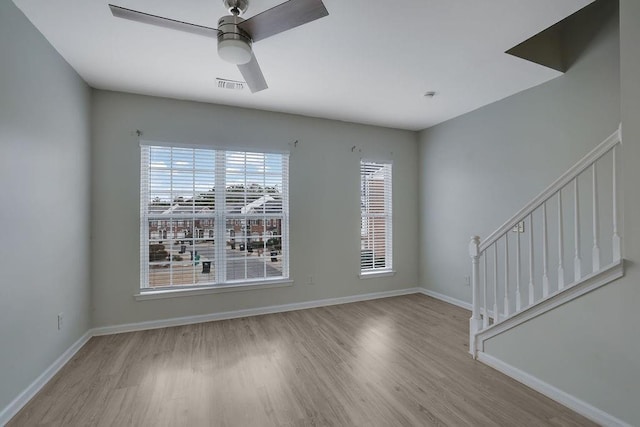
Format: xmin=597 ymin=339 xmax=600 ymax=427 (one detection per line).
xmin=216 ymin=78 xmax=245 ymax=91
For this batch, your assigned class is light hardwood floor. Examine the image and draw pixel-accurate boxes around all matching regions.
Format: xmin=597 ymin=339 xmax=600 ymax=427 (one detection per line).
xmin=9 ymin=294 xmax=596 ymax=426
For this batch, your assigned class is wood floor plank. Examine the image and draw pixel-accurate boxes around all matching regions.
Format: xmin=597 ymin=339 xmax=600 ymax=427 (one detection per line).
xmin=8 ymin=294 xmax=597 ymax=426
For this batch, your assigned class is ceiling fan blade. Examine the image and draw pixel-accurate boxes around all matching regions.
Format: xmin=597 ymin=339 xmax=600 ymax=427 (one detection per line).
xmin=238 ymin=54 xmax=268 ymax=93
xmin=109 ymin=4 xmax=219 ymax=39
xmin=238 ymin=0 xmax=328 ymax=43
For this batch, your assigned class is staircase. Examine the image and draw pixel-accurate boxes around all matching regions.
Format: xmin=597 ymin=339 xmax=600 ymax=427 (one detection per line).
xmin=468 ymin=127 xmax=624 ymax=357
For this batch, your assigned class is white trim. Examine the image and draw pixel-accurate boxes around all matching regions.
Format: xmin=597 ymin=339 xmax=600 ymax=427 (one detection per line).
xmin=418 ymin=288 xmax=472 ymax=310
xmin=140 ymin=139 xmax=290 ymax=155
xmin=135 ymin=279 xmax=294 ymax=300
xmin=480 ymin=128 xmax=621 ymax=252
xmin=477 ymin=352 xmax=632 ymax=427
xmin=358 ymin=270 xmax=396 ymax=279
xmin=140 ymin=146 xmax=290 ymax=290
xmin=0 ymin=331 xmax=92 ymax=426
xmin=359 ymin=160 xmax=393 ymax=274
xmin=359 ymin=157 xmax=394 ymax=165
xmin=95 ymin=287 xmax=421 ymax=336
xmin=476 ymin=260 xmax=624 ymax=348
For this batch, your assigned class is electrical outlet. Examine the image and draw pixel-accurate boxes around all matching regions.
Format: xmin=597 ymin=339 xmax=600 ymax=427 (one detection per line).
xmin=57 ymin=313 xmax=64 ymax=330
xmin=464 ymin=276 xmax=471 ymax=286
xmin=307 ymin=275 xmax=314 ymax=285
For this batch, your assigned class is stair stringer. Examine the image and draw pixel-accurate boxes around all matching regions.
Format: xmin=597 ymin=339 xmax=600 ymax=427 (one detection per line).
xmin=475 ymin=259 xmax=624 ymax=352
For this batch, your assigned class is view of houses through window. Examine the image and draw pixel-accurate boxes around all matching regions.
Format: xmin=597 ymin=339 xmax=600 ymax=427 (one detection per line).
xmin=360 ymin=160 xmax=393 ymax=273
xmin=141 ymin=145 xmax=289 ymax=289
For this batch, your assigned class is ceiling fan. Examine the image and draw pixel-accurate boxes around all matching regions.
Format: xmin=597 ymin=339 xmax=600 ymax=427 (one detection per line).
xmin=108 ymin=0 xmax=329 ymax=93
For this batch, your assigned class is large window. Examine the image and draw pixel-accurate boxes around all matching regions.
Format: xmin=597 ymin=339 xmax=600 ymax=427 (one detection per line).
xmin=140 ymin=144 xmax=289 ymax=291
xmin=360 ymin=160 xmax=392 ymax=274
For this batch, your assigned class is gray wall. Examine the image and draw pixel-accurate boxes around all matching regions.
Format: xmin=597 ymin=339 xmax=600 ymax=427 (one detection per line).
xmin=486 ymin=3 xmax=640 ymax=418
xmin=90 ymin=91 xmax=419 ymax=327
xmin=0 ymin=0 xmax=91 ymax=414
xmin=418 ymin=1 xmax=620 ymax=303
xmin=419 ymin=3 xmax=640 ymax=424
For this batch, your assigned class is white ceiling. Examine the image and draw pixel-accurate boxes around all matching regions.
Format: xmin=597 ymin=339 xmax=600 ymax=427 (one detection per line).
xmin=13 ymin=0 xmax=592 ymax=131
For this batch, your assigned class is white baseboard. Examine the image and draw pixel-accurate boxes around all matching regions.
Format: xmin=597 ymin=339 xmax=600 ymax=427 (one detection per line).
xmin=418 ymin=288 xmax=472 ymax=310
xmin=477 ymin=352 xmax=631 ymax=427
xmin=92 ymin=287 xmax=422 ymax=335
xmin=0 ymin=331 xmax=92 ymax=426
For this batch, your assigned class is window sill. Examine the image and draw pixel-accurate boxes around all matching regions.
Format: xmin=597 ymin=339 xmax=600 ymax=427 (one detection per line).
xmin=135 ymin=279 xmax=294 ymax=301
xmin=359 ymin=270 xmax=396 ymax=279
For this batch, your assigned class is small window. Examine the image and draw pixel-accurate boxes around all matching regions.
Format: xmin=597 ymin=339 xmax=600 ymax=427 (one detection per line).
xmin=360 ymin=160 xmax=392 ymax=274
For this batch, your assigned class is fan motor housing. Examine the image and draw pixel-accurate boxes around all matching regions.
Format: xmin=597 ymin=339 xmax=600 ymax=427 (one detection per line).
xmin=218 ymin=15 xmax=252 ymax=45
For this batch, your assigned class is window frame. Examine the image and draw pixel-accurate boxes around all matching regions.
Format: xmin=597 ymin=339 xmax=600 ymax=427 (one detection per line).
xmin=139 ymin=142 xmax=290 ymax=296
xmin=359 ymin=159 xmax=394 ymax=277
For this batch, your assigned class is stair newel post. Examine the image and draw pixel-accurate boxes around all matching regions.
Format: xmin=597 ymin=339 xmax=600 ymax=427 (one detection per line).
xmin=469 ymin=236 xmax=482 ymax=357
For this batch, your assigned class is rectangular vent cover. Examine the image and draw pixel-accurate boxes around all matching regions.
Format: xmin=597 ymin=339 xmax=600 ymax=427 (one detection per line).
xmin=216 ymin=78 xmax=245 ymax=90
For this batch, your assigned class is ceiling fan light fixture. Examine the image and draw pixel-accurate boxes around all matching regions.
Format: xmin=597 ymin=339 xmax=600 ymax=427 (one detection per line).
xmin=218 ymin=38 xmax=252 ymax=64
xmin=109 ymin=0 xmax=330 ymax=93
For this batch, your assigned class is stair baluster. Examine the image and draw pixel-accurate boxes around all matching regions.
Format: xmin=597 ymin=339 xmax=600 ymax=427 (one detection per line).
xmin=592 ymin=164 xmax=600 ymax=272
xmin=504 ymin=235 xmax=509 ymax=317
xmin=612 ymin=145 xmax=621 ymax=262
xmin=558 ymin=191 xmax=565 ymax=290
xmin=483 ymin=254 xmax=489 ymax=329
xmin=493 ymin=244 xmax=499 ymax=323
xmin=516 ymin=229 xmax=522 ymax=312
xmin=542 ymin=202 xmax=549 ymax=298
xmin=528 ymin=214 xmax=535 ymax=307
xmin=574 ymin=178 xmax=582 ymax=281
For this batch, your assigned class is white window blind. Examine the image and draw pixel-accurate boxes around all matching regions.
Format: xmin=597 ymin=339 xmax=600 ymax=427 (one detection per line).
xmin=360 ymin=160 xmax=393 ymax=273
xmin=140 ymin=144 xmax=289 ymax=290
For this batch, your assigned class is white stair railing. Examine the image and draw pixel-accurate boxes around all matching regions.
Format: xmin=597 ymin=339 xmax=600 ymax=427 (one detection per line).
xmin=469 ymin=127 xmax=622 ymax=357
